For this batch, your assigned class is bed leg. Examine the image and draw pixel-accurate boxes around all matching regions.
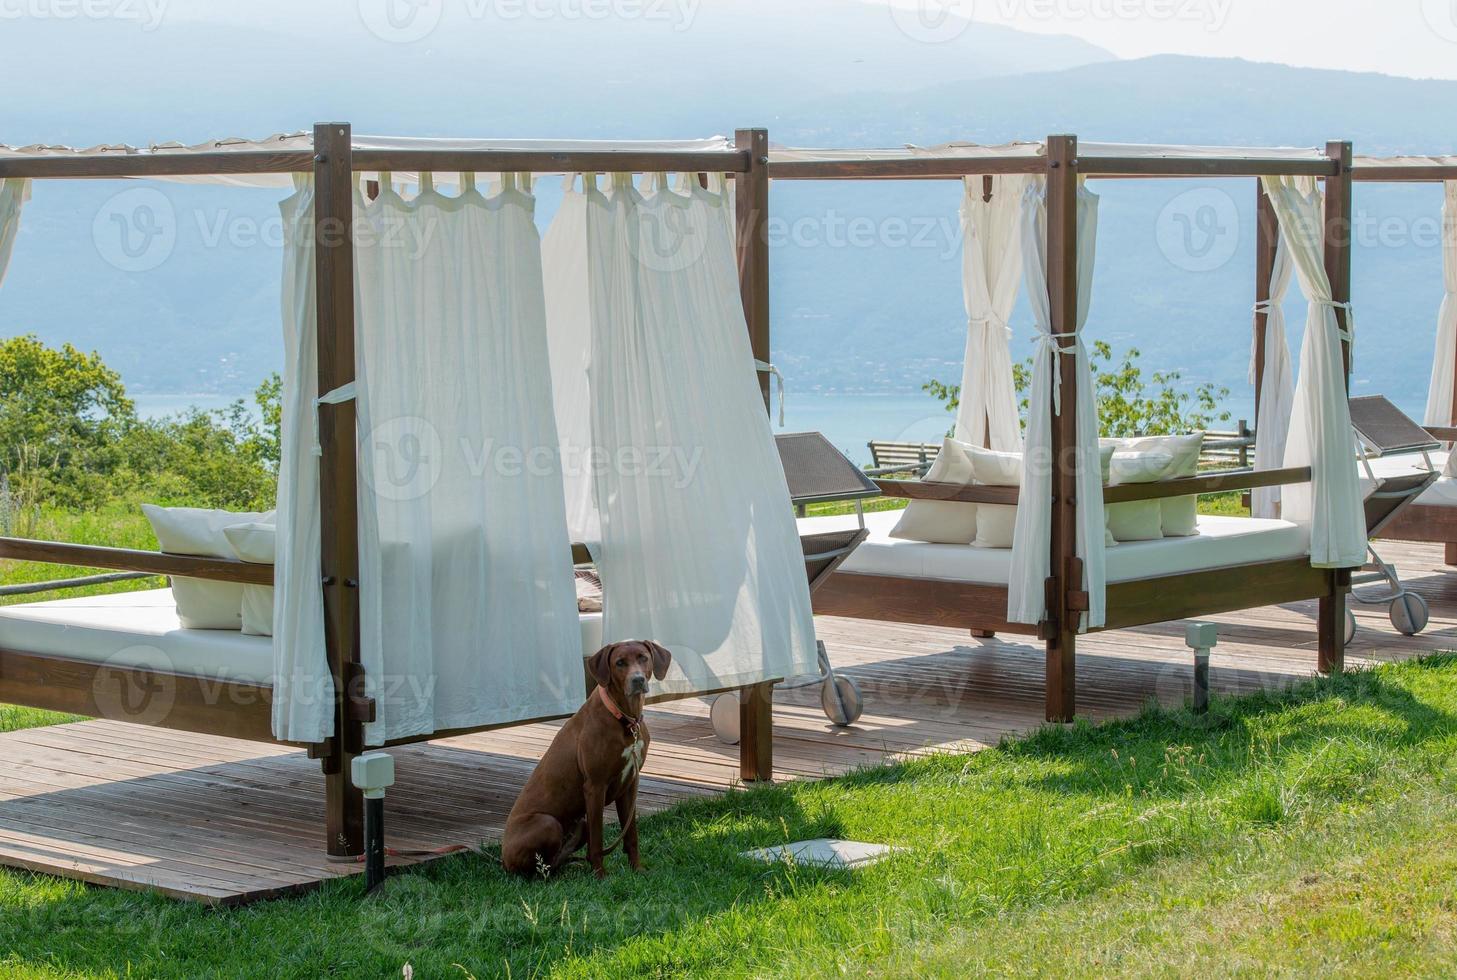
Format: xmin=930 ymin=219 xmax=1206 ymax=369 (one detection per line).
xmin=324 ymin=746 xmax=364 ymax=857
xmin=1445 ymin=542 xmax=1457 ymax=567
xmin=970 ymin=629 xmax=996 ymax=639
xmin=1045 ymin=630 xmax=1076 ymax=723
xmin=1317 ymin=587 xmax=1347 ymax=676
xmin=739 ymin=681 xmax=774 ymax=783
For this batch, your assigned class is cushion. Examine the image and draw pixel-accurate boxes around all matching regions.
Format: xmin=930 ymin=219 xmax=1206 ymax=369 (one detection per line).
xmin=142 ymin=505 xmax=273 ymax=630
xmin=1120 ymin=434 xmax=1204 ymax=536
xmin=967 ymin=446 xmax=1022 ymax=549
xmin=223 ymin=522 xmax=276 ymax=637
xmin=1105 ymin=451 xmax=1174 ymax=543
xmin=888 ymin=437 xmax=978 ymax=544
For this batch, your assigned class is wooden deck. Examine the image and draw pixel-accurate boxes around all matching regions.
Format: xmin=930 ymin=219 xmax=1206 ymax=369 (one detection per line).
xmin=1 ymin=539 xmax=1454 ymax=904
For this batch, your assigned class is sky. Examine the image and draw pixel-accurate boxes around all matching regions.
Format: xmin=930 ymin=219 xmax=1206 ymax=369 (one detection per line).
xmin=133 ymin=0 xmax=1457 ymax=82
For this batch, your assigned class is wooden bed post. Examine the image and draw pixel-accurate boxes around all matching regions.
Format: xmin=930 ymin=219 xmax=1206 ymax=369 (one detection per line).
xmin=1044 ymin=134 xmax=1081 ymax=722
xmin=1319 ymin=139 xmax=1355 ymax=675
xmin=1253 ymin=182 xmax=1278 ymax=431
xmin=735 ymin=127 xmax=776 ymax=780
xmin=313 ymin=122 xmax=366 ymax=856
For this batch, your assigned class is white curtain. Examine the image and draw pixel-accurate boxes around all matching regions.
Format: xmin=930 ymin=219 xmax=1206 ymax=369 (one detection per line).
xmin=0 ymin=178 xmax=30 ymax=290
xmin=545 ymin=172 xmax=818 ymax=694
xmin=273 ymin=175 xmax=334 ymax=743
xmin=955 ymin=174 xmax=1028 ymax=452
xmin=1008 ymin=179 xmax=1106 ymax=631
xmin=542 ymin=176 xmax=600 ymax=547
xmin=1424 ymin=181 xmax=1457 ymax=427
xmin=351 ymin=173 xmax=583 ymax=744
xmin=1260 ymin=175 xmax=1365 ymax=568
xmin=1250 ymin=235 xmax=1295 ymax=517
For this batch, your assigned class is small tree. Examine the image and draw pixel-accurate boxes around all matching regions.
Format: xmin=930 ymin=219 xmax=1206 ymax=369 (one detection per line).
xmin=924 ymin=342 xmax=1230 ymax=438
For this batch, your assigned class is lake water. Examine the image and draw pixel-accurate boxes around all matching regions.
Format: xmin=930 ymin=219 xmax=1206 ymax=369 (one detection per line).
xmin=134 ymin=390 xmax=953 ymax=467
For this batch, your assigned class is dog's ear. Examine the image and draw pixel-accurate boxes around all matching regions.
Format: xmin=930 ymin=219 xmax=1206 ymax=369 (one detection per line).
xmin=646 ymin=641 xmax=672 ymax=681
xmin=588 ymin=644 xmax=616 ymax=687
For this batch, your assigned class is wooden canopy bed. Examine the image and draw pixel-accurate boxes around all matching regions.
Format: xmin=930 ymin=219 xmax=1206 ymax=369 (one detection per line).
xmin=0 ymin=125 xmax=783 ymax=859
xmin=774 ymin=136 xmax=1363 ymax=723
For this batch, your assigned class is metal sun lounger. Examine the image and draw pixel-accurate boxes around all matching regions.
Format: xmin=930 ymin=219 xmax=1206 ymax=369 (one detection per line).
xmin=1346 ymin=395 xmax=1442 ymax=638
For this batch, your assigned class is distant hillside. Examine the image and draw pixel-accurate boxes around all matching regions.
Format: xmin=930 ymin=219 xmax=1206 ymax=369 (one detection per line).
xmin=1 ymin=47 xmax=1453 ymax=421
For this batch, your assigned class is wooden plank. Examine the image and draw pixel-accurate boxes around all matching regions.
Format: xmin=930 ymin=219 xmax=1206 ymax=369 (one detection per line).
xmin=739 ymin=682 xmax=774 ymax=782
xmin=736 ymin=128 xmax=772 ymax=408
xmin=1102 ymin=559 xmax=1331 ymax=630
xmin=312 ymin=122 xmax=364 ymax=858
xmin=1352 ymin=165 xmax=1457 ymax=182
xmin=1044 ymin=133 xmax=1080 ymax=723
xmin=767 ymin=157 xmax=1045 ymax=180
xmin=1324 ymin=140 xmax=1354 ymax=381
xmin=352 ymin=148 xmax=750 ymax=175
xmin=0 ymin=649 xmax=276 ymax=741
xmin=875 ymin=479 xmax=1020 ymax=504
xmin=809 ymin=572 xmax=1036 ymax=635
xmin=1101 ymin=467 xmax=1311 ymax=503
xmin=0 ymin=537 xmax=272 ymax=585
xmin=1077 ymin=156 xmax=1336 ymax=178
xmin=0 ymin=150 xmax=314 ymax=180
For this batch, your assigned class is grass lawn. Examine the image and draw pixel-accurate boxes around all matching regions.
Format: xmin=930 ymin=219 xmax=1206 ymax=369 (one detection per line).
xmin=0 ymin=656 xmax=1454 ymax=977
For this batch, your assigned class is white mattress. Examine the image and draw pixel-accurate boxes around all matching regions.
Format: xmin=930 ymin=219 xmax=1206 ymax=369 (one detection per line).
xmin=799 ymin=511 xmax=1310 ymax=586
xmin=0 ymin=589 xmax=605 ymax=684
xmin=1357 ymin=449 xmax=1457 ymax=507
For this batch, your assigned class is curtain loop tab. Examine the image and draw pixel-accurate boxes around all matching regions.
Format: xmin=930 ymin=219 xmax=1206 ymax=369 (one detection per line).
xmin=312 ymin=382 xmax=357 ymax=457
xmin=461 ymin=172 xmax=476 ymax=193
xmin=419 ymin=171 xmax=434 ymax=192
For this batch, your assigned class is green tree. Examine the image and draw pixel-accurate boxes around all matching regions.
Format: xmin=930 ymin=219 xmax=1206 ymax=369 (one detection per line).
xmin=925 ymin=342 xmax=1230 ymax=438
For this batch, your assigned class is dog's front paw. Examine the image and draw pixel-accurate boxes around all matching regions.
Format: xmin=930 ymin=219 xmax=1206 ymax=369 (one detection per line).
xmin=592 ymin=865 xmax=608 ymax=880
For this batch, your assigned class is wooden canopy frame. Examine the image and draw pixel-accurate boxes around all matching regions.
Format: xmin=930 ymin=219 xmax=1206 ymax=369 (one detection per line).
xmin=1322 ymin=157 xmax=1457 ymax=559
xmin=0 ymin=123 xmax=777 ymax=858
xmin=773 ymin=135 xmax=1358 ymax=723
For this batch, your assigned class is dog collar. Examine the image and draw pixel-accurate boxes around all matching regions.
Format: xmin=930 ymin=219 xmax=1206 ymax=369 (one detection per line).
xmin=596 ymin=684 xmax=643 ymax=738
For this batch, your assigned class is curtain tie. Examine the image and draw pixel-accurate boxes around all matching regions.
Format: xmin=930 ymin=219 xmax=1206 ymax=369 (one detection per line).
xmin=754 ymin=360 xmax=786 ymax=427
xmin=1033 ymin=331 xmax=1081 ymax=415
xmin=968 ymin=313 xmax=1012 ymax=340
xmin=312 ymin=382 xmax=358 ymax=456
xmin=1314 ymin=298 xmax=1356 ymax=344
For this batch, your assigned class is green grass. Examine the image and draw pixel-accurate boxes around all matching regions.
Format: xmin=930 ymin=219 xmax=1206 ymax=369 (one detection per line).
xmin=2 ymin=657 xmax=1456 ymax=977
xmin=1 ymin=502 xmax=164 ymax=606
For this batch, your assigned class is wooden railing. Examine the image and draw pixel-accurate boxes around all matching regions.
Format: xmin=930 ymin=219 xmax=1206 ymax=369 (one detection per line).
xmin=874 ymin=465 xmax=1311 ymax=507
xmin=0 ymin=537 xmax=273 ymax=586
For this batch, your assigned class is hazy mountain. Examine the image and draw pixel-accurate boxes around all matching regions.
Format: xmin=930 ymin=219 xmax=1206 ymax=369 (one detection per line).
xmin=1 ymin=38 xmax=1452 ymax=422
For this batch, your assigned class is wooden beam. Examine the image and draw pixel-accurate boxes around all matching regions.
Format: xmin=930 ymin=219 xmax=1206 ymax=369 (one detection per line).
xmin=1352 ymin=165 xmax=1457 ymax=182
xmin=1100 ymin=467 xmax=1312 ymax=503
xmin=767 ymin=156 xmax=1044 ymax=181
xmin=313 ymin=122 xmax=364 ymax=859
xmin=1324 ymin=140 xmax=1354 ymax=383
xmin=0 ymin=649 xmax=276 ymax=742
xmin=875 ymin=479 xmax=1020 ymax=505
xmin=1077 ymin=156 xmax=1336 ymax=178
xmin=738 ymin=682 xmax=775 ymax=783
xmin=0 ymin=538 xmax=272 ymax=585
xmin=736 ymin=128 xmax=772 ymax=409
xmin=1253 ymin=181 xmax=1278 ymax=424
xmin=1044 ymin=134 xmax=1080 ymax=724
xmin=0 ymin=150 xmax=313 ymax=180
xmin=352 ymin=148 xmax=750 ymax=176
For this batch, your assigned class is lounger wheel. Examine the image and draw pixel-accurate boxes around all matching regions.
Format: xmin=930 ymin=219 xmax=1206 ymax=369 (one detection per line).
xmin=709 ymin=692 xmax=740 ymax=744
xmin=1389 ymin=593 xmax=1429 ymax=636
xmin=1344 ymin=607 xmax=1357 ymax=646
xmin=821 ymin=674 xmax=863 ymax=727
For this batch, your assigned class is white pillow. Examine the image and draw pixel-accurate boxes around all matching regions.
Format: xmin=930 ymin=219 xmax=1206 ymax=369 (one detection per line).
xmin=1105 ymin=451 xmax=1174 ymax=543
xmin=888 ymin=437 xmax=979 ymax=544
xmin=142 ymin=505 xmax=273 ymax=630
xmin=967 ymin=446 xmax=1022 ymax=549
xmin=1121 ymin=434 xmax=1204 ymax=536
xmin=223 ymin=522 xmax=276 ymax=637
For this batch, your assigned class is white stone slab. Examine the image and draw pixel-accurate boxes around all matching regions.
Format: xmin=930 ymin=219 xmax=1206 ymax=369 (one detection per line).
xmin=741 ymin=838 xmax=897 ymax=869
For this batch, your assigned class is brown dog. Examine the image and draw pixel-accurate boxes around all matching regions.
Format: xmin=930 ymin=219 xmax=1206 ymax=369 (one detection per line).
xmin=501 ymin=640 xmax=671 ymax=878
